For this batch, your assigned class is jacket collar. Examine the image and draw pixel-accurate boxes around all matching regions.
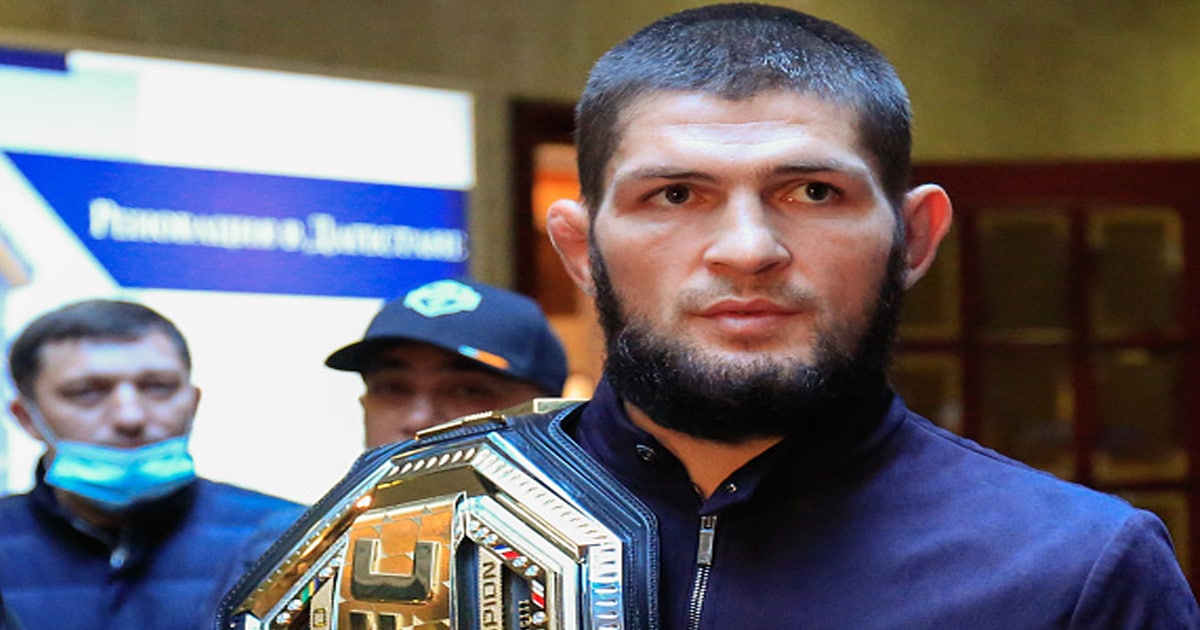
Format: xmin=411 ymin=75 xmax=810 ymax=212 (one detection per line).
xmin=30 ymin=459 xmax=198 ymax=552
xmin=571 ymin=375 xmax=907 ymax=513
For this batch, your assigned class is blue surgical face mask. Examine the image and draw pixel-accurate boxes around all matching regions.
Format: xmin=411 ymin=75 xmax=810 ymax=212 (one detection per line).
xmin=25 ymin=402 xmax=196 ymax=512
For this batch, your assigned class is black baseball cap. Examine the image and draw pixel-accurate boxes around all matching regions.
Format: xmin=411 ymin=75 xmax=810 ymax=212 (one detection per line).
xmin=325 ymin=278 xmax=568 ymax=395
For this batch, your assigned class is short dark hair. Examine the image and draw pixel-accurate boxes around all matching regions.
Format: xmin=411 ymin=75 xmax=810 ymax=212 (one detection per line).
xmin=7 ymin=299 xmax=191 ymax=399
xmin=575 ymin=3 xmax=912 ymax=210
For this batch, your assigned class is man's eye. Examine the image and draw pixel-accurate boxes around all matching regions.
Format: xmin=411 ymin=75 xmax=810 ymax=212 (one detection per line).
xmin=61 ymin=385 xmax=106 ymax=405
xmin=660 ymin=185 xmax=692 ymax=205
xmin=786 ymin=182 xmax=838 ymax=204
xmin=450 ymin=383 xmax=499 ymax=398
xmin=140 ymin=380 xmax=181 ymax=398
xmin=367 ymin=383 xmax=409 ymax=397
xmin=802 ymin=182 xmax=835 ymax=202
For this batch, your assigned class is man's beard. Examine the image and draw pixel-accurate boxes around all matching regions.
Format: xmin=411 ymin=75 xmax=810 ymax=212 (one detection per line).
xmin=592 ymin=244 xmax=905 ymax=444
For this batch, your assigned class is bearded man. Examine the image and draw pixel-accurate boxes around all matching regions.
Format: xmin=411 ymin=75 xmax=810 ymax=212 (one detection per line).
xmin=221 ymin=5 xmax=1198 ymax=628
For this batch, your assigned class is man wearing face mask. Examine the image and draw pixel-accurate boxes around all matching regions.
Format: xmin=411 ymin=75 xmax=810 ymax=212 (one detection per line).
xmin=0 ymin=299 xmax=303 ymax=630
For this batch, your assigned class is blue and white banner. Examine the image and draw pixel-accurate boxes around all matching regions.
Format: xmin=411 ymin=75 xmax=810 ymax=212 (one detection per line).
xmin=8 ymin=151 xmax=468 ymax=298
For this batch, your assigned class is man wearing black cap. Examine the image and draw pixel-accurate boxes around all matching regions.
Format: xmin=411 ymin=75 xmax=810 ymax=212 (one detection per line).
xmin=326 ymin=278 xmax=569 ymax=447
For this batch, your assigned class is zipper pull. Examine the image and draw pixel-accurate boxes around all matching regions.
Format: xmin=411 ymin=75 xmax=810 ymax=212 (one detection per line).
xmin=696 ymin=515 xmax=717 ymax=566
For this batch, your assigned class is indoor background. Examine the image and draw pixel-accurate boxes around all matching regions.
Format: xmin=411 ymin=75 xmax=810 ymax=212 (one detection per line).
xmin=0 ymin=1 xmax=1196 ymax=282
xmin=1 ymin=0 xmax=1199 ymax=582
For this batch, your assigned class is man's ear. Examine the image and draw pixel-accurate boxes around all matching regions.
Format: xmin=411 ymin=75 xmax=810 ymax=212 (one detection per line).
xmin=546 ymin=198 xmax=596 ymax=295
xmin=899 ymin=184 xmax=953 ymax=289
xmin=184 ymin=385 xmax=201 ymax=431
xmin=9 ymin=398 xmax=46 ymax=443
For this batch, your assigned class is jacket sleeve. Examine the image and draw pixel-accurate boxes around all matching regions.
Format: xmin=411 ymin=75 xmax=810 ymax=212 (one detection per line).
xmin=1069 ymin=509 xmax=1199 ymax=628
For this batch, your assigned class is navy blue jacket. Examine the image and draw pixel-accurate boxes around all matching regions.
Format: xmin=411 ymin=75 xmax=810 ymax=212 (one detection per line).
xmin=573 ymin=378 xmax=1199 ymax=629
xmin=0 ymin=470 xmax=303 ymax=630
xmin=0 ymin=589 xmax=22 ymax=630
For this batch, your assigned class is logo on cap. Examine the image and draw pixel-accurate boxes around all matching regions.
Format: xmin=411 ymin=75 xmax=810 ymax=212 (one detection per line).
xmin=403 ymin=279 xmax=483 ymax=318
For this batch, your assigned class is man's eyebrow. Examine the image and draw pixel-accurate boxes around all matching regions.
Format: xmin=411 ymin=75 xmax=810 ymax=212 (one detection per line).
xmin=138 ymin=368 xmax=185 ymax=377
xmin=612 ymin=160 xmax=872 ymax=188
xmin=611 ymin=167 xmax=719 ymax=187
xmin=770 ymin=159 xmax=872 ymax=179
xmin=55 ymin=376 xmax=110 ymax=387
xmin=59 ymin=368 xmax=182 ymax=382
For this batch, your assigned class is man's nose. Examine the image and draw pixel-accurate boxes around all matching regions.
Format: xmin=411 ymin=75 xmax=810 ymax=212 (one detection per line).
xmin=703 ymin=194 xmax=791 ymax=275
xmin=404 ymin=395 xmax=442 ymax=433
xmin=109 ymin=382 xmax=148 ymax=435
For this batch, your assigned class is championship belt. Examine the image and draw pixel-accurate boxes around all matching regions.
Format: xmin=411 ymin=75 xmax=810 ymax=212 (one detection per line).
xmin=218 ymin=400 xmax=658 ymax=630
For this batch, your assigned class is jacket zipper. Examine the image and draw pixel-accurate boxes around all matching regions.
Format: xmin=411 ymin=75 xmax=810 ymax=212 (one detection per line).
xmin=686 ymin=514 xmax=718 ymax=630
